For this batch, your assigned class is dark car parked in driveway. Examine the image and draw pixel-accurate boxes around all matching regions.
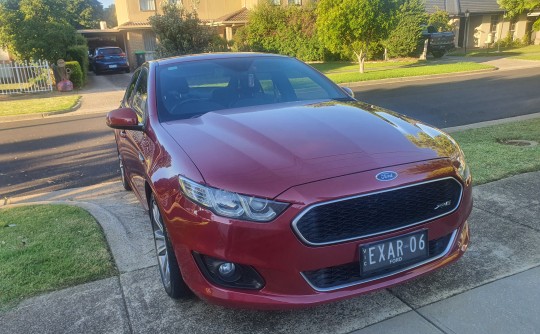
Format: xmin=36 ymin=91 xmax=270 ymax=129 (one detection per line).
xmin=90 ymin=47 xmax=130 ymax=74
xmin=106 ymin=53 xmax=472 ymax=309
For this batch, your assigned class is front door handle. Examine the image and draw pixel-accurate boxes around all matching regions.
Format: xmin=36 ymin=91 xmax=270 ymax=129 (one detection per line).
xmin=138 ymin=152 xmax=145 ymax=163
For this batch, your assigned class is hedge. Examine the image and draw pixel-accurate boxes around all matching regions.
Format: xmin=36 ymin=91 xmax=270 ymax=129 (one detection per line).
xmin=65 ymin=61 xmax=83 ymax=89
xmin=66 ymin=45 xmax=89 ymax=83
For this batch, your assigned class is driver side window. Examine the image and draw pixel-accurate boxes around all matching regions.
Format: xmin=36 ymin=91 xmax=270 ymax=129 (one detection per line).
xmin=131 ymin=68 xmax=148 ymax=123
xmin=123 ymin=69 xmax=141 ymax=107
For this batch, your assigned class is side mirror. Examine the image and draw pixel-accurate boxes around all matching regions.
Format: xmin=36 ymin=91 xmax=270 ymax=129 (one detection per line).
xmin=340 ymin=86 xmax=355 ymax=99
xmin=106 ymin=108 xmax=143 ymax=131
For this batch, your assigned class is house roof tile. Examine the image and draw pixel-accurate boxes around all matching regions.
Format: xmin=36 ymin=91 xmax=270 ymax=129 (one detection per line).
xmin=425 ymin=0 xmax=503 ymax=15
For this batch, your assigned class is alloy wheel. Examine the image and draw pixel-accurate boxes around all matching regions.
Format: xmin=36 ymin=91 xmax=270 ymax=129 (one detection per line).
xmin=151 ymin=198 xmax=171 ymax=289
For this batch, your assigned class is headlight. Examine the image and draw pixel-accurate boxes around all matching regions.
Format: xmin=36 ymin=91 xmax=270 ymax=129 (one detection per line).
xmin=179 ymin=176 xmax=289 ymax=222
xmin=455 ymin=147 xmax=471 ymax=182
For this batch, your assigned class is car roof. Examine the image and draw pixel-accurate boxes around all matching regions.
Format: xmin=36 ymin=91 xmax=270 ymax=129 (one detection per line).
xmin=153 ymin=52 xmax=290 ymax=67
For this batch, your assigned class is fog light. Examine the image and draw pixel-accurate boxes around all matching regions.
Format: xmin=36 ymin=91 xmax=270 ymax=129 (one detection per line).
xmin=193 ymin=252 xmax=265 ymax=290
xmin=218 ymin=263 xmax=237 ymax=281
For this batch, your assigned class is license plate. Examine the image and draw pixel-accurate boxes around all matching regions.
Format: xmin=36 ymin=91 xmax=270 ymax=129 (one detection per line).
xmin=109 ymin=64 xmax=117 ymax=68
xmin=361 ymin=230 xmax=428 ymax=275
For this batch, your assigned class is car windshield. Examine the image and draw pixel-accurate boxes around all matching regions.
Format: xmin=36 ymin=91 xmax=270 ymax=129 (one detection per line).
xmin=100 ymin=48 xmax=123 ymax=55
xmin=156 ymin=56 xmax=349 ymax=122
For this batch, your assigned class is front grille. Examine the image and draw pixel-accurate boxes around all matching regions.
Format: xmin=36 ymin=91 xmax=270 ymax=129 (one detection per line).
xmin=302 ymin=232 xmax=454 ymax=291
xmin=293 ymin=178 xmax=462 ymax=246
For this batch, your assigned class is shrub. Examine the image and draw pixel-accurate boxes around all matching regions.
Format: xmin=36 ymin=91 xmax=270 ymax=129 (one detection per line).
xmin=385 ymin=0 xmax=427 ymax=58
xmin=66 ymin=44 xmax=89 ymax=83
xmin=149 ymin=3 xmax=215 ymax=58
xmin=235 ymin=2 xmax=325 ymax=61
xmin=65 ymin=61 xmax=83 ymax=89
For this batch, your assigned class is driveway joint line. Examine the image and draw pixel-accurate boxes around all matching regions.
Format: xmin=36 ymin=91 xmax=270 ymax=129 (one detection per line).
xmin=386 ymin=289 xmax=449 ymax=334
xmin=116 ymin=275 xmax=134 ymax=334
xmin=472 ymin=205 xmax=540 ymax=232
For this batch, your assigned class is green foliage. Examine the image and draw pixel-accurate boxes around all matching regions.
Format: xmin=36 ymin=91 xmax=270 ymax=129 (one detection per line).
xmin=66 ymin=44 xmax=89 ymax=82
xmin=0 ymin=0 xmax=102 ymax=62
xmin=65 ymin=61 xmax=83 ymax=88
xmin=385 ymin=0 xmax=427 ymax=58
xmin=103 ymin=4 xmax=117 ymax=28
xmin=149 ymin=3 xmax=215 ymax=58
xmin=208 ymin=34 xmax=229 ymax=52
xmin=499 ymin=0 xmax=540 ymax=31
xmin=316 ymin=0 xmax=398 ymax=72
xmin=428 ymin=8 xmax=453 ymax=32
xmin=495 ymin=32 xmax=527 ymax=48
xmin=234 ymin=2 xmax=324 ymax=61
xmin=66 ymin=0 xmax=103 ymax=29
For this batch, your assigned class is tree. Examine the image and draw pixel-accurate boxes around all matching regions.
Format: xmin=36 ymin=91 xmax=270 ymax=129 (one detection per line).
xmin=0 ymin=0 xmax=86 ymax=62
xmin=499 ymin=0 xmax=540 ymax=31
xmin=149 ymin=2 xmax=216 ymax=58
xmin=317 ymin=0 xmax=398 ymax=73
xmin=233 ymin=1 xmax=324 ymax=61
xmin=103 ymin=4 xmax=118 ymax=28
xmin=66 ymin=0 xmax=104 ymax=29
xmin=385 ymin=0 xmax=427 ymax=58
xmin=428 ymin=8 xmax=453 ymax=32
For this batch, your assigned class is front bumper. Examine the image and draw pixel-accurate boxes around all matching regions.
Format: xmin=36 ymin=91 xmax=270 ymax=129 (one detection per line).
xmin=160 ymin=159 xmax=472 ymax=309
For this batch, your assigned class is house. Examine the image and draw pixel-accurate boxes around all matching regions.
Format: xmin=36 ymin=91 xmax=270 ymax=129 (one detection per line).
xmin=114 ymin=0 xmax=313 ymax=69
xmin=426 ymin=0 xmax=540 ymax=48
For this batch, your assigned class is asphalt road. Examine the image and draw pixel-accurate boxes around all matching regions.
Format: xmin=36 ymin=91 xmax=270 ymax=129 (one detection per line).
xmin=0 ymin=112 xmax=117 ymax=199
xmin=352 ymin=66 xmax=540 ymax=128
xmin=1 ymin=67 xmax=539 ymax=198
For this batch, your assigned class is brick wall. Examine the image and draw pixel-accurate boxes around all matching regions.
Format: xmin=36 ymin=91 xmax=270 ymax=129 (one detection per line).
xmin=126 ymin=30 xmax=145 ymax=70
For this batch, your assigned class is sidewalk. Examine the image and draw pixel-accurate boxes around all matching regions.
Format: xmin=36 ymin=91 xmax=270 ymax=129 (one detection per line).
xmin=1 ymin=172 xmax=539 ymax=334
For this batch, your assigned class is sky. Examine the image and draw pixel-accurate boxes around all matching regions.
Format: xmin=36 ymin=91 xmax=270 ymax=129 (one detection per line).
xmin=100 ymin=0 xmax=115 ymax=8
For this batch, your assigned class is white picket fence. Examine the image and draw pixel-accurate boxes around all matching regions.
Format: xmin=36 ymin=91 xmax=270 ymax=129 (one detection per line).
xmin=0 ymin=60 xmax=53 ymax=95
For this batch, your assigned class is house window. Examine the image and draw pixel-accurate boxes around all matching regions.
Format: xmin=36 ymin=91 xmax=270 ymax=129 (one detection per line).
xmin=139 ymin=0 xmax=155 ymax=11
xmin=143 ymin=31 xmax=157 ymax=51
xmin=490 ymin=15 xmax=500 ymax=34
xmin=509 ymin=21 xmax=517 ymax=40
xmin=288 ymin=0 xmax=302 ymax=5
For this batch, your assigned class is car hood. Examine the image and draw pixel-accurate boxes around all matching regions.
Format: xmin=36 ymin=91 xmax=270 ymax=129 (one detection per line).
xmin=162 ymin=100 xmax=458 ymax=199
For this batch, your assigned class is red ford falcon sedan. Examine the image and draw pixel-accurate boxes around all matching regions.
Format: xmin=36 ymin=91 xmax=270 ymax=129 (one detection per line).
xmin=106 ymin=53 xmax=472 ymax=309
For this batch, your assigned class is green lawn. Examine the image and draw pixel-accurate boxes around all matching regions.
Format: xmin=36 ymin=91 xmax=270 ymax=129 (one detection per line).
xmin=0 ymin=205 xmax=116 ymax=310
xmin=0 ymin=95 xmax=80 ymax=117
xmin=319 ymin=62 xmax=494 ymax=84
xmin=310 ymin=60 xmax=418 ymax=73
xmin=449 ymin=44 xmax=540 ymax=59
xmin=452 ymin=118 xmax=540 ymax=185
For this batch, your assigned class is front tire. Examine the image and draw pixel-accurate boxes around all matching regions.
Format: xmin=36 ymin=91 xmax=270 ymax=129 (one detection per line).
xmin=432 ymin=50 xmax=445 ymax=58
xmin=150 ymin=193 xmax=191 ymax=299
xmin=118 ymin=155 xmax=131 ymax=191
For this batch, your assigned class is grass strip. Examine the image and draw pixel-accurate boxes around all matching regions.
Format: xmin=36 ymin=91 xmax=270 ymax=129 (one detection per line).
xmin=0 ymin=95 xmax=80 ymax=117
xmin=452 ymin=118 xmax=540 ymax=185
xmin=310 ymin=60 xmax=418 ymax=73
xmin=322 ymin=62 xmax=494 ymax=84
xmin=449 ymin=44 xmax=540 ymax=58
xmin=0 ymin=204 xmax=116 ymax=310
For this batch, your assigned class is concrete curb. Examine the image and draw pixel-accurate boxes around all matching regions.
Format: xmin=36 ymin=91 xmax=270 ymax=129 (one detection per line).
xmin=1 ymin=200 xmax=148 ymax=274
xmin=442 ymin=112 xmax=540 ymax=133
xmin=0 ymin=96 xmax=82 ymax=122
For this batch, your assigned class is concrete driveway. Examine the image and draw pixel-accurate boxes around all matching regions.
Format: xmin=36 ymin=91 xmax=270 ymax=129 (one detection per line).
xmin=2 ymin=171 xmax=540 ymax=334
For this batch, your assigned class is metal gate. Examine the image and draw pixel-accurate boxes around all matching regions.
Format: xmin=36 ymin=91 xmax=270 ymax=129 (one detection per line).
xmin=0 ymin=60 xmax=53 ymax=95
